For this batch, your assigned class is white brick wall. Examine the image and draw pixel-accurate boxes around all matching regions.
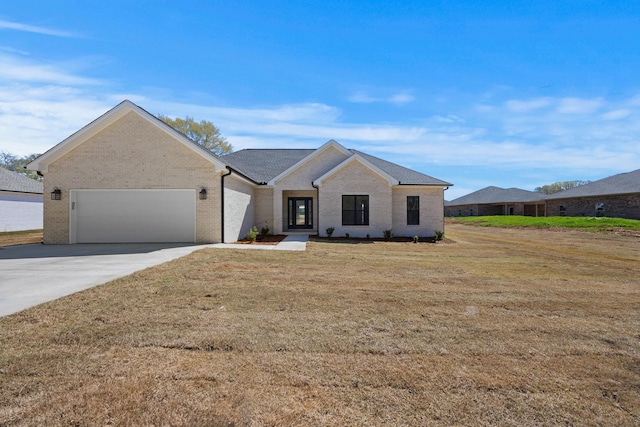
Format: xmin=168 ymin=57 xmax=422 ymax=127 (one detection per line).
xmin=318 ymin=160 xmax=393 ymax=238
xmin=224 ymin=175 xmax=255 ymax=242
xmin=391 ymin=186 xmax=445 ymax=237
xmin=272 ymin=145 xmax=349 ymax=234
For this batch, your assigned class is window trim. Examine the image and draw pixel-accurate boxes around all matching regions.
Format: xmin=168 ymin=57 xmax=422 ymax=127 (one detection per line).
xmin=342 ymin=195 xmax=369 ymax=226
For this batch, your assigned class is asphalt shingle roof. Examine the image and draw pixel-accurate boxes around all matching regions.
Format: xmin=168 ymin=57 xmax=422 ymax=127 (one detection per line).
xmin=544 ymin=169 xmax=640 ymax=199
xmin=349 ymin=150 xmax=452 ymax=186
xmin=447 ymin=186 xmax=544 ymax=205
xmin=220 ymin=149 xmax=314 ymax=183
xmin=0 ymin=167 xmax=43 ymax=194
xmin=219 ymin=148 xmax=452 ymax=186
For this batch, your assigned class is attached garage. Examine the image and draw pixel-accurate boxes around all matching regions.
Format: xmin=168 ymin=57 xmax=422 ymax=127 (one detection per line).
xmin=69 ymin=189 xmax=196 ymax=243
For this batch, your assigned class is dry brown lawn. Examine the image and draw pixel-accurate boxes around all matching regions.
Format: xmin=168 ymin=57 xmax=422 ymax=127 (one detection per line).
xmin=0 ymin=230 xmax=42 ymax=247
xmin=0 ymin=223 xmax=638 ymax=426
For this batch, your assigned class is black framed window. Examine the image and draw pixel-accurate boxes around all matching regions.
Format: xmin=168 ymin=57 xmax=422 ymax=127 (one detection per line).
xmin=342 ymin=195 xmax=369 ymax=225
xmin=407 ymin=196 xmax=419 ymax=225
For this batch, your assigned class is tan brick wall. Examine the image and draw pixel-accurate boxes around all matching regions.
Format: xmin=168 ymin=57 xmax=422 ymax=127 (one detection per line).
xmin=43 ymin=111 xmax=221 ymax=243
xmin=276 ymin=145 xmax=349 ymax=190
xmin=318 ymin=160 xmax=392 ymax=238
xmin=254 ymin=187 xmax=274 ymax=234
xmin=392 ymin=186 xmax=444 ymax=237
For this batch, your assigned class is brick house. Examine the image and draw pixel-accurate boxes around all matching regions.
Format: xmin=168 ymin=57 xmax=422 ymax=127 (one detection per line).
xmin=445 ymin=186 xmax=546 ymax=217
xmin=544 ymin=169 xmax=640 ymax=219
xmin=28 ymin=100 xmax=452 ymax=244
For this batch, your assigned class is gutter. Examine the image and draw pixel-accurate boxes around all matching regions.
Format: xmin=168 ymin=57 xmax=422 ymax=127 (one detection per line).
xmin=312 ymin=182 xmax=320 ymax=236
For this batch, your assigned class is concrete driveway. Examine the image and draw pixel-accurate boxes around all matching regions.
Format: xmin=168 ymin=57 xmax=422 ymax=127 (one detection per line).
xmin=0 ymin=243 xmax=215 ymax=317
xmin=0 ymin=236 xmax=308 ymax=318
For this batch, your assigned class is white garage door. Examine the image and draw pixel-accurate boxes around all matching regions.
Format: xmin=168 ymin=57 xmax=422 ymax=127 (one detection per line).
xmin=70 ymin=189 xmax=196 ymax=243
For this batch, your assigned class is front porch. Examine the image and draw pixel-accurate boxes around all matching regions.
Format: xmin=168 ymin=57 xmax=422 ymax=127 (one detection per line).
xmin=274 ymin=190 xmax=318 ymax=235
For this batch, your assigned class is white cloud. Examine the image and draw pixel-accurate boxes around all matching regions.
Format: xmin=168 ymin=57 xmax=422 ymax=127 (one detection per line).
xmin=433 ymin=114 xmax=465 ymax=123
xmin=347 ymin=90 xmax=415 ymax=105
xmin=557 ymin=97 xmax=604 ymax=114
xmin=0 ymin=45 xmax=30 ymax=55
xmin=347 ymin=91 xmax=377 ymax=103
xmin=0 ymin=19 xmax=78 ymax=38
xmin=505 ymin=97 xmax=551 ymax=113
xmin=388 ymin=91 xmax=415 ymax=105
xmin=0 ymin=54 xmax=103 ymax=86
xmin=601 ymin=109 xmax=631 ymax=120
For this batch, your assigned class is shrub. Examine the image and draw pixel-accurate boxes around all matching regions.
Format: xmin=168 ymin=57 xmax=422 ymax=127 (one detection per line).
xmin=260 ymin=224 xmax=270 ymax=236
xmin=383 ymin=229 xmax=393 ymax=240
xmin=245 ymin=226 xmax=259 ymax=242
xmin=326 ymin=226 xmax=335 ymax=237
xmin=345 ymin=233 xmax=350 ymax=238
xmin=413 ymin=235 xmax=419 ymax=243
xmin=434 ymin=230 xmax=444 ymax=241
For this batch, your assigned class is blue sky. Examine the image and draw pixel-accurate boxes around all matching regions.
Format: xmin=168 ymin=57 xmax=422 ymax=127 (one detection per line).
xmin=1 ymin=1 xmax=639 ymax=199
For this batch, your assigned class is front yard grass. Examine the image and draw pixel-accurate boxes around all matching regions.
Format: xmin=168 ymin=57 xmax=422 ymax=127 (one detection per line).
xmin=450 ymin=215 xmax=640 ymax=233
xmin=0 ymin=223 xmax=638 ymax=425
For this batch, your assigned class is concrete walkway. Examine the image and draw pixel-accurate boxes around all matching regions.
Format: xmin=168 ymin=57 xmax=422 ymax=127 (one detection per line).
xmin=210 ymin=234 xmax=309 ymax=251
xmin=0 ymin=235 xmax=308 ymax=318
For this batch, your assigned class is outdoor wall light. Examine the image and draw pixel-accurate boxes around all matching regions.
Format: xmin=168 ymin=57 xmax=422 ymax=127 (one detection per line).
xmin=51 ymin=187 xmax=62 ymax=200
xmin=199 ymin=188 xmax=207 ymax=200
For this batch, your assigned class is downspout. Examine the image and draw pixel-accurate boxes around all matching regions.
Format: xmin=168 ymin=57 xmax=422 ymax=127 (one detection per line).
xmin=220 ymin=167 xmax=232 ymax=243
xmin=443 ymin=186 xmax=449 ymax=233
xmin=312 ymin=182 xmax=320 ymax=236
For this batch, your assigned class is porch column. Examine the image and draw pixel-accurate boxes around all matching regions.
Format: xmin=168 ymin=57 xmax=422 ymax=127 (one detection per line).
xmin=273 ymin=190 xmax=283 ymax=234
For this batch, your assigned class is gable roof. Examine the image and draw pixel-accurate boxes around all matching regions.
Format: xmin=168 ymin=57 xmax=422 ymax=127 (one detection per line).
xmin=219 ymin=142 xmax=452 ymax=186
xmin=266 ymin=140 xmax=352 ymax=185
xmin=0 ymin=167 xmax=43 ymax=194
xmin=447 ymin=186 xmax=545 ymax=205
xmin=545 ymin=169 xmax=640 ymax=200
xmin=314 ymin=154 xmax=399 ymax=186
xmin=28 ymin=100 xmax=226 ymax=173
xmin=350 ymin=150 xmax=451 ymax=186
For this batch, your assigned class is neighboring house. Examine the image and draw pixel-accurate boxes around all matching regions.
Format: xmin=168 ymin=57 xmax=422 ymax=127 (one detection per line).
xmin=0 ymin=167 xmax=43 ymax=232
xmin=445 ymin=186 xmax=546 ymax=217
xmin=544 ymin=169 xmax=640 ymax=219
xmin=28 ymin=100 xmax=452 ymax=244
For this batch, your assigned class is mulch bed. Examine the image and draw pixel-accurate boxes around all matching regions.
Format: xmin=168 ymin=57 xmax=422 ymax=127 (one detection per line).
xmin=235 ymin=234 xmax=288 ymax=245
xmin=310 ymin=236 xmax=450 ymax=244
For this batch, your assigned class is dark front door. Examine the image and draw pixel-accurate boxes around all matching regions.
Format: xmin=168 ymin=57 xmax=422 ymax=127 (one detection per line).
xmin=288 ymin=197 xmax=313 ymax=229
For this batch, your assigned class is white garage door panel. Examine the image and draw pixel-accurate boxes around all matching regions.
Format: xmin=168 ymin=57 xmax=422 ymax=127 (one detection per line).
xmin=72 ymin=190 xmax=195 ymax=243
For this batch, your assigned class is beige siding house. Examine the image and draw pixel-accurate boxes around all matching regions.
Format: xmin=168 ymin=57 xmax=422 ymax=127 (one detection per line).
xmin=29 ymin=100 xmax=452 ymax=244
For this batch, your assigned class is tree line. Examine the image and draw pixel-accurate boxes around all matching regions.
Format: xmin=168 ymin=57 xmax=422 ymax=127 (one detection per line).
xmin=0 ymin=152 xmax=41 ymax=181
xmin=534 ymin=180 xmax=591 ymax=195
